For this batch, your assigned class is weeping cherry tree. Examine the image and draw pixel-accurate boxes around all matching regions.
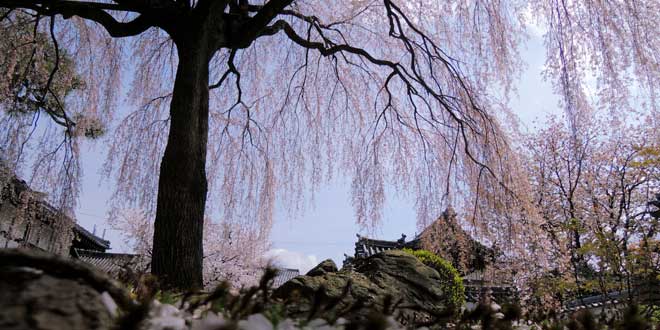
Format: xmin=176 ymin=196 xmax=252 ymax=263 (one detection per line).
xmin=0 ymin=0 xmax=657 ymax=289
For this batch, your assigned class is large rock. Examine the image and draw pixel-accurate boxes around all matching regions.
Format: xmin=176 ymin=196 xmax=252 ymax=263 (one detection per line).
xmin=306 ymin=259 xmax=338 ymax=276
xmin=0 ymin=249 xmax=120 ymax=330
xmin=273 ymin=250 xmax=453 ymax=323
xmin=0 ymin=268 xmax=115 ymax=330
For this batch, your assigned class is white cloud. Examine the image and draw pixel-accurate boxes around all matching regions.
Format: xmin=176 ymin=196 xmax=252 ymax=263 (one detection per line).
xmin=263 ymin=249 xmax=319 ymax=274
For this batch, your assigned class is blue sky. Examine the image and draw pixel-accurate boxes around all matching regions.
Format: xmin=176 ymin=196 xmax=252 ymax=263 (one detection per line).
xmin=74 ymin=29 xmax=561 ymax=274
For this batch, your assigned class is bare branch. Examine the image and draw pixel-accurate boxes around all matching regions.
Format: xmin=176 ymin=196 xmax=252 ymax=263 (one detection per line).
xmin=0 ymin=0 xmax=156 ymax=37
xmin=236 ymin=0 xmax=292 ymax=45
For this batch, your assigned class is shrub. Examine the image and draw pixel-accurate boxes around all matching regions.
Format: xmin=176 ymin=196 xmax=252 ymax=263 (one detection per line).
xmin=402 ymin=248 xmax=465 ymax=310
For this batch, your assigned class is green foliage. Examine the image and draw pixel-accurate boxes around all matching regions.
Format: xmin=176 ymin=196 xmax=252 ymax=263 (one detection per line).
xmin=566 ymin=310 xmax=597 ymax=330
xmin=154 ymin=290 xmax=179 ymax=305
xmin=618 ymin=305 xmax=651 ymax=330
xmin=458 ymin=302 xmax=525 ymax=330
xmin=1 ymin=11 xmax=103 ymax=138
xmin=402 ymin=248 xmax=465 ymax=310
xmin=641 ymin=305 xmax=660 ymax=324
xmin=540 ymin=319 xmax=564 ymax=330
xmin=631 ymin=145 xmax=660 ymax=169
xmin=1 ymin=14 xmax=82 ymax=113
xmin=262 ymin=303 xmax=287 ymax=326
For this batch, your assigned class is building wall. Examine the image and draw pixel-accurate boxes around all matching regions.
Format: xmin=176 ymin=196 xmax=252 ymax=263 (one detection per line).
xmin=0 ymin=164 xmax=73 ymax=255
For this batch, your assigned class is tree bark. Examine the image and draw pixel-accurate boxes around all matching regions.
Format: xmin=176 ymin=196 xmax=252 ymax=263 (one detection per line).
xmin=151 ymin=34 xmax=211 ymax=290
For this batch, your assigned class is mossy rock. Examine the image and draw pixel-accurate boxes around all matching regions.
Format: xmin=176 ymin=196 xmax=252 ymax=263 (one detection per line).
xmin=402 ymin=248 xmax=465 ymax=310
xmin=0 ymin=266 xmax=114 ymax=330
xmin=273 ymin=250 xmax=457 ymax=323
xmin=306 ymin=259 xmax=338 ymax=276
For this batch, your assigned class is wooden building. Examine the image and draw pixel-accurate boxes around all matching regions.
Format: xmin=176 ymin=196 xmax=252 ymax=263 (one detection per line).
xmin=0 ymin=163 xmax=141 ymax=278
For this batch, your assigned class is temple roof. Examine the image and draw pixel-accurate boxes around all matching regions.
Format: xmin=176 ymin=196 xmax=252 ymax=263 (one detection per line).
xmin=72 ymin=224 xmax=110 ymax=252
xmin=349 ymin=208 xmax=497 ymax=277
xmin=353 ymin=234 xmax=410 ymax=258
xmin=71 ymin=248 xmax=141 ymax=277
xmin=272 ymin=268 xmax=300 ymax=287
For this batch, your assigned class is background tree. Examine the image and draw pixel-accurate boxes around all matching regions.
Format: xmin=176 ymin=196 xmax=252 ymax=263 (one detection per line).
xmin=0 ymin=10 xmax=97 ymax=212
xmin=0 ymin=1 xmax=657 ymax=289
xmin=524 ymin=113 xmax=660 ymax=306
xmin=108 ymin=208 xmax=268 ymax=288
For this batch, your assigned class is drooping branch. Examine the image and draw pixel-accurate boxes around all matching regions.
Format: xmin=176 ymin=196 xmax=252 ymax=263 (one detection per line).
xmin=266 ymin=8 xmax=481 ymax=131
xmin=62 ymin=9 xmax=153 ymax=38
xmin=40 ymin=15 xmax=75 ymax=130
xmin=210 ymin=49 xmax=239 ymax=90
xmin=235 ymin=0 xmax=292 ymax=46
xmin=0 ymin=0 xmax=156 ymax=37
xmin=265 ymin=17 xmax=503 ymax=184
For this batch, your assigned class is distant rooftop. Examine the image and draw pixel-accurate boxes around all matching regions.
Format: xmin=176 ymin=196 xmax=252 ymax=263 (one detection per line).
xmin=72 ymin=223 xmax=111 ymax=252
xmin=72 ymin=248 xmax=142 ymax=277
xmin=272 ymin=268 xmax=300 ymax=287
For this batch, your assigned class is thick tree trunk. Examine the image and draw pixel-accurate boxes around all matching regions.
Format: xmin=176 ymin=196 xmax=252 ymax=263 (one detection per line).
xmin=151 ymin=36 xmax=211 ymax=290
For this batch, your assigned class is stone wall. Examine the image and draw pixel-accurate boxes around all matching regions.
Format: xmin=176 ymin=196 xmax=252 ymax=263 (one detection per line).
xmin=0 ymin=164 xmax=73 ymax=255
